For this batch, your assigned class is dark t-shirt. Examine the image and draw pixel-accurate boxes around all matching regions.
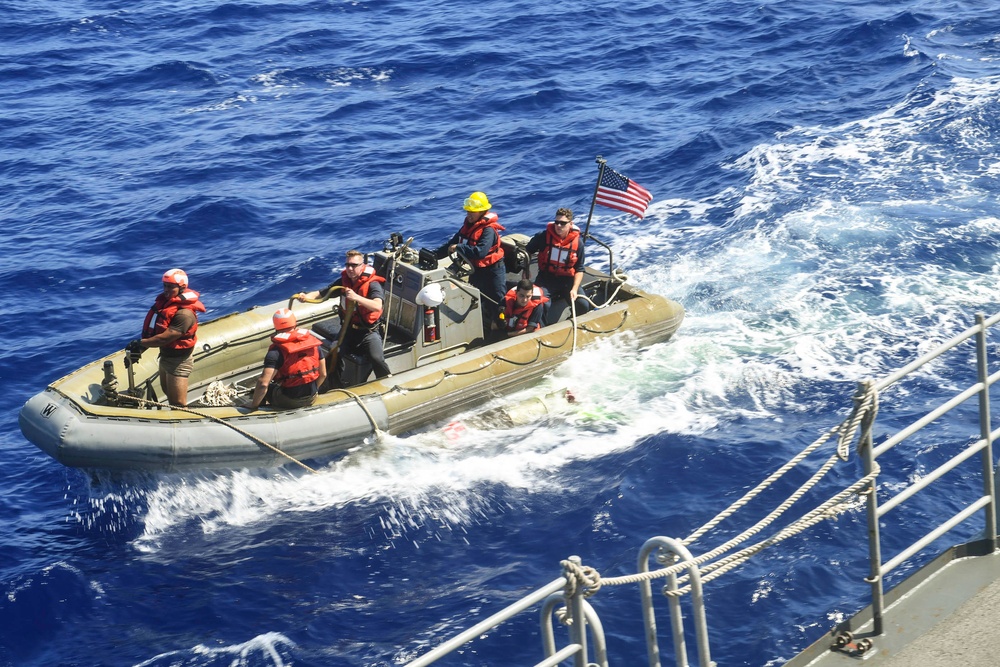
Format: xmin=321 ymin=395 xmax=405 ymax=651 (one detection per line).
xmin=324 ymin=278 xmax=385 ymax=320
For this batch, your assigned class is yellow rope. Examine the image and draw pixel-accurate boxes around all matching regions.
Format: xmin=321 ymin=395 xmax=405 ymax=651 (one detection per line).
xmin=288 ymin=284 xmax=344 ymax=309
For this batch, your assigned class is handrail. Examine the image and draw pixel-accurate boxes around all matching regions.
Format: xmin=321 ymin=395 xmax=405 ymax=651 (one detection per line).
xmin=873 ymin=381 xmax=986 ymax=456
xmin=881 ymin=496 xmax=992 ymax=575
xmin=401 ymin=311 xmax=1000 ymax=666
xmin=639 ymin=537 xmax=711 ymax=667
xmin=877 ymin=438 xmax=989 ymax=515
xmin=860 ymin=311 xmax=999 ymax=635
xmin=873 ymin=310 xmax=1000 ymax=391
xmin=404 ymin=577 xmax=565 ymax=667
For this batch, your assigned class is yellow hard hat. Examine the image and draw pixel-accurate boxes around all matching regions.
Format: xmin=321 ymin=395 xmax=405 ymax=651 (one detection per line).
xmin=463 ymin=191 xmax=491 ymax=212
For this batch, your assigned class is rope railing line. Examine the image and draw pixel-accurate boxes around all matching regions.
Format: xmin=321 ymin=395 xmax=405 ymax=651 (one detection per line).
xmin=678 ymin=449 xmax=848 ymax=568
xmin=387 ymin=360 xmax=499 ymax=393
xmin=447 ymin=358 xmax=499 ymax=375
xmin=667 ymin=503 xmax=855 ymax=595
xmin=839 ymin=381 xmax=878 ymax=460
xmin=494 ymin=343 xmax=544 ymax=366
xmin=578 ymin=311 xmax=628 ymax=335
xmin=594 ymin=467 xmax=879 ymax=592
xmin=391 ymin=371 xmax=448 ymax=392
xmin=683 ymin=426 xmax=838 ymax=545
xmin=683 ymin=382 xmax=878 ymax=547
xmin=375 ymin=281 xmax=635 ymax=396
xmin=538 ymin=325 xmax=575 ymax=349
xmin=122 ymin=387 xmax=386 ymax=475
xmin=552 ymin=390 xmax=883 ymax=600
xmin=381 ymin=316 xmax=627 ymax=395
xmin=561 ymin=559 xmax=603 ymax=599
xmin=406 ymin=311 xmax=1000 ymax=666
xmin=561 ymin=387 xmax=881 ymax=597
xmin=665 ymin=471 xmax=878 ymax=594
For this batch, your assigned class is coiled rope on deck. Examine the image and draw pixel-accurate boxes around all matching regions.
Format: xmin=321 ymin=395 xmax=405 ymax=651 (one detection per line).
xmin=579 ymin=267 xmax=630 ymax=312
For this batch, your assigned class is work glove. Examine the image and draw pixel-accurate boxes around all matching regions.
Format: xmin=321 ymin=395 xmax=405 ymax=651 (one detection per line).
xmin=125 ymin=339 xmax=144 ymax=364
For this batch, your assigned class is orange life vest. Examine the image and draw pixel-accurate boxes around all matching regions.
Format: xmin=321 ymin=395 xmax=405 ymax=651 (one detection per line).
xmin=536 ymin=223 xmax=581 ymax=277
xmin=341 ymin=265 xmax=386 ymax=326
xmin=269 ymin=329 xmax=323 ymax=387
xmin=457 ymin=212 xmax=506 ymax=268
xmin=503 ymin=286 xmax=549 ymax=333
xmin=141 ymin=289 xmax=207 ymax=351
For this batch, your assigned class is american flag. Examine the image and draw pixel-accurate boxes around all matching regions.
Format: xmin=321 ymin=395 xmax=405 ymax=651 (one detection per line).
xmin=594 ymin=165 xmax=653 ymax=219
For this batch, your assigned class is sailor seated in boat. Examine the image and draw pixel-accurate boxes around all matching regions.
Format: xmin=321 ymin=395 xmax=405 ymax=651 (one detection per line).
xmin=294 ymin=249 xmax=392 ymax=386
xmin=499 ymin=279 xmax=549 ymax=337
xmin=246 ymin=308 xmax=326 ymax=410
xmin=525 ymin=207 xmax=591 ymax=323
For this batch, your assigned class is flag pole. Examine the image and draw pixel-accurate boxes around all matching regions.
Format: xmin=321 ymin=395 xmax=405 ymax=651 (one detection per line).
xmin=582 ymin=155 xmax=607 ymax=240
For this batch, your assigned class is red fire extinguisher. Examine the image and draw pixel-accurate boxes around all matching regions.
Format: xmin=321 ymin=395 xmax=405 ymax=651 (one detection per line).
xmin=423 ymin=306 xmax=437 ymax=343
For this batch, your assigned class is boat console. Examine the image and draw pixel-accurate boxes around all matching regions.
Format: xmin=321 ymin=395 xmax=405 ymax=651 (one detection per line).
xmin=370 ymin=239 xmax=489 ymax=367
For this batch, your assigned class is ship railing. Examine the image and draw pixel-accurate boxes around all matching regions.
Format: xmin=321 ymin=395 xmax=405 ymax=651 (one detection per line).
xmin=403 ymin=391 xmax=875 ymax=667
xmin=857 ymin=311 xmax=1000 ymax=636
xmin=404 ymin=556 xmax=605 ymax=667
xmin=403 ymin=311 xmax=1000 ymax=667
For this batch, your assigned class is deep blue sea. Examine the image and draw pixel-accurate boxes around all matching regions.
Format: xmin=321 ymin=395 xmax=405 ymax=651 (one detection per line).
xmin=5 ymin=1 xmax=1000 ymax=665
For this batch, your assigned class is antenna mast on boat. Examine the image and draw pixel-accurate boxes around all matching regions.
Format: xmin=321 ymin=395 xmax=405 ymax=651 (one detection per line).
xmin=582 ymin=155 xmax=607 ymax=241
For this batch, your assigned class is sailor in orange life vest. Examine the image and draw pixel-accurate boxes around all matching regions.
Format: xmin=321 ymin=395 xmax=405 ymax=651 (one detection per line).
xmin=436 ymin=191 xmax=507 ymax=327
xmin=129 ymin=269 xmax=206 ymax=407
xmin=525 ymin=207 xmax=591 ymax=321
xmin=499 ymin=279 xmax=550 ymax=337
xmin=294 ymin=250 xmax=392 ymax=384
xmin=246 ymin=308 xmax=327 ymax=411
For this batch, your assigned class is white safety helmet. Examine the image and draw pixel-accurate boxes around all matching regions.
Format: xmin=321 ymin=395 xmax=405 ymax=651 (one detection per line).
xmin=415 ymin=283 xmax=445 ymax=307
xmin=272 ymin=308 xmax=297 ymax=331
xmin=162 ymin=268 xmax=188 ymax=289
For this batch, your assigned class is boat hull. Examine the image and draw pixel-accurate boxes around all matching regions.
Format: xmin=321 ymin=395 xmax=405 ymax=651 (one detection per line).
xmin=18 ymin=242 xmax=684 ymax=473
xmin=20 ymin=387 xmax=390 ymax=472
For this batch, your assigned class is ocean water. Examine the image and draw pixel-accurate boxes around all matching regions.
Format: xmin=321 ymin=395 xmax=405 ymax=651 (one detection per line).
xmin=4 ymin=0 xmax=1000 ymax=665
